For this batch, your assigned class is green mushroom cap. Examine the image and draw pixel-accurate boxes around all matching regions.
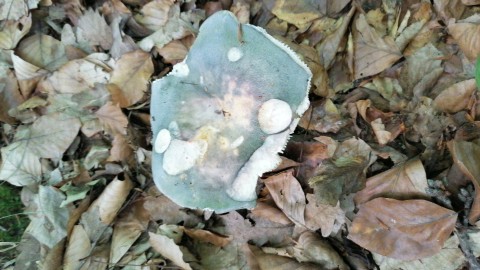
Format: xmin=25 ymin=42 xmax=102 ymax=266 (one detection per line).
xmin=150 ymin=11 xmax=311 ymax=213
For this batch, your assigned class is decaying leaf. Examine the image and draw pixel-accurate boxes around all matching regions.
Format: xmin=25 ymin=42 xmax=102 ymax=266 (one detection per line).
xmin=264 ymin=170 xmax=306 ymax=225
xmin=353 ymin=14 xmax=402 ymax=79
xmin=249 ymin=244 xmax=324 ymax=270
xmin=76 ymin=8 xmax=113 ymax=50
xmin=149 ymin=232 xmax=192 ymax=270
xmin=448 ymin=14 xmax=480 ymax=61
xmin=95 ymin=101 xmax=128 ymax=135
xmin=109 ymin=50 xmax=153 ymax=107
xmin=63 ymin=225 xmax=91 ymax=270
xmin=354 ymin=158 xmax=429 ymax=205
xmin=348 ymin=198 xmax=457 ymax=260
xmin=304 ymin=194 xmax=345 ymax=237
xmin=433 ymin=79 xmax=477 ymax=113
xmin=449 ymin=140 xmax=480 ymax=223
xmin=16 ymin=34 xmax=69 ymax=71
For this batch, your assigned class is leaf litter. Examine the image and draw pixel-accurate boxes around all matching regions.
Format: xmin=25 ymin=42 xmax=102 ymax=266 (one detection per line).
xmin=1 ymin=0 xmax=480 ymax=269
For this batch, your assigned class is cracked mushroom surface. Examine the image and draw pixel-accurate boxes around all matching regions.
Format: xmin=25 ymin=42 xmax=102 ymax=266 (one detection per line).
xmin=151 ymin=11 xmax=311 ymax=213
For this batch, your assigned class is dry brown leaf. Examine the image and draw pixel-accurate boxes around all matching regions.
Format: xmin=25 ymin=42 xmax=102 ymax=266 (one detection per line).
xmin=304 ymin=194 xmax=345 ymax=237
xmin=353 ymin=14 xmax=402 ymax=79
xmin=109 ymin=50 xmax=153 ymax=107
xmin=249 ymin=245 xmax=324 ymax=270
xmin=434 ymin=79 xmax=476 ymax=113
xmin=95 ymin=101 xmax=128 ymax=136
xmin=0 ymin=67 xmax=23 ymax=124
xmin=0 ymin=16 xmax=32 ymax=50
xmin=133 ymin=0 xmax=176 ymax=31
xmin=110 ymin=16 xmax=139 ymax=59
xmin=183 ymin=227 xmax=232 ymax=247
xmin=449 ymin=140 xmax=480 ymax=223
xmin=156 ymin=36 xmax=193 ymax=64
xmin=370 ymin=118 xmax=392 ymax=145
xmin=462 ymin=0 xmax=480 ymax=5
xmin=16 ymin=34 xmax=68 ymax=71
xmin=272 ymin=0 xmax=323 ymax=29
xmin=348 ymin=198 xmax=457 ymax=260
xmin=109 ymin=198 xmax=150 ymax=265
xmin=63 ymin=225 xmax=91 ymax=270
xmin=107 ymin=134 xmax=133 ymax=162
xmin=41 ymin=58 xmax=110 ymax=94
xmin=11 ymin=52 xmax=49 ymax=98
xmin=142 ymin=192 xmax=202 ymax=227
xmin=88 ymin=176 xmax=134 ymax=224
xmin=76 ymin=8 xmax=113 ymax=50
xmin=250 ymin=201 xmax=293 ymax=226
xmin=355 ymin=158 xmax=429 ymax=205
xmin=299 ymin=100 xmax=345 ymax=133
xmin=289 ymin=231 xmax=348 ymax=270
xmin=149 ymin=232 xmax=192 ymax=270
xmin=448 ymin=15 xmax=480 ymax=61
xmin=264 ymin=170 xmax=306 ymax=225
xmin=0 ymin=0 xmax=29 ymax=21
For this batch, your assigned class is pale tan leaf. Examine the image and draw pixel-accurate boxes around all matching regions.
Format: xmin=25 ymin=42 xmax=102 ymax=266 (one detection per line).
xmin=133 ymin=0 xmax=176 ymax=31
xmin=107 ymin=134 xmax=133 ymax=162
xmin=76 ymin=8 xmax=113 ymax=50
xmin=0 ymin=140 xmax=41 ymax=186
xmin=264 ymin=170 xmax=306 ymax=225
xmin=373 ymin=235 xmax=465 ymax=270
xmin=353 ymin=14 xmax=402 ymax=79
xmin=304 ymin=194 xmax=345 ymax=237
xmin=109 ymin=50 xmax=153 ymax=107
xmin=289 ymin=231 xmax=348 ymax=270
xmin=249 ymin=245 xmax=323 ymax=270
xmin=355 ymin=158 xmax=429 ymax=205
xmin=449 ymin=140 xmax=480 ymax=223
xmin=272 ymin=0 xmax=323 ymax=29
xmin=64 ymin=225 xmax=91 ymax=270
xmin=250 ymin=201 xmax=293 ymax=225
xmin=156 ymin=36 xmax=193 ymax=64
xmin=16 ymin=34 xmax=68 ymax=71
xmin=0 ymin=0 xmax=28 ymax=21
xmin=11 ymin=51 xmax=49 ymax=97
xmin=29 ymin=113 xmax=81 ymax=159
xmin=371 ymin=118 xmax=393 ymax=145
xmin=434 ymin=79 xmax=476 ymax=113
xmin=95 ymin=101 xmax=128 ymax=135
xmin=110 ymin=199 xmax=150 ymax=265
xmin=0 ymin=16 xmax=32 ymax=49
xmin=462 ymin=0 xmax=480 ymax=5
xmin=448 ymin=15 xmax=480 ymax=61
xmin=149 ymin=232 xmax=192 ymax=270
xmin=0 ymin=66 xmax=23 ymax=123
xmin=42 ymin=58 xmax=110 ymax=94
xmin=183 ymin=227 xmax=232 ymax=247
xmin=348 ymin=198 xmax=457 ymax=260
xmin=110 ymin=16 xmax=139 ymax=59
xmin=89 ymin=176 xmax=134 ymax=224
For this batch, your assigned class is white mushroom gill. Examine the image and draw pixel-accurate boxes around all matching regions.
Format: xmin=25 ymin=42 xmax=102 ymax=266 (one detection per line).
xmin=258 ymin=99 xmax=293 ymax=134
xmin=163 ymin=139 xmax=207 ymax=175
xmin=154 ymin=129 xmax=171 ymax=154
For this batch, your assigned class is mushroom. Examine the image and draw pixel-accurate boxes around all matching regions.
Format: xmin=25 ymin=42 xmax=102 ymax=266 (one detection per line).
xmin=150 ymin=11 xmax=311 ymax=213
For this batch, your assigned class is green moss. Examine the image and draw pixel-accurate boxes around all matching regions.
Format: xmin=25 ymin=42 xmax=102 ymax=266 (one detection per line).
xmin=0 ymin=183 xmax=29 ymax=261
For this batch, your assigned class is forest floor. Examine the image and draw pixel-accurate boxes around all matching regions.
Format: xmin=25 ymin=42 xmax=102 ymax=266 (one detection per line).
xmin=1 ymin=0 xmax=480 ymax=269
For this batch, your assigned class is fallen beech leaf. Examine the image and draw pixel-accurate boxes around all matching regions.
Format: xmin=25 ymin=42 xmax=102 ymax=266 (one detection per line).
xmin=449 ymin=140 xmax=480 ymax=223
xmin=371 ymin=118 xmax=392 ymax=145
xmin=353 ymin=14 xmax=402 ymax=79
xmin=399 ymin=43 xmax=443 ymax=97
xmin=89 ymin=176 xmax=134 ymax=224
xmin=0 ymin=67 xmax=23 ymax=124
xmin=16 ymin=34 xmax=68 ymax=71
xmin=305 ymin=194 xmax=345 ymax=237
xmin=183 ymin=227 xmax=232 ymax=247
xmin=289 ymin=231 xmax=348 ymax=270
xmin=264 ymin=170 xmax=306 ymax=225
xmin=348 ymin=198 xmax=457 ymax=260
xmin=63 ymin=225 xmax=91 ymax=270
xmin=110 ymin=199 xmax=150 ymax=265
xmin=272 ymin=0 xmax=323 ymax=29
xmin=107 ymin=134 xmax=134 ymax=162
xmin=250 ymin=201 xmax=292 ymax=226
xmin=0 ymin=16 xmax=32 ymax=50
xmin=109 ymin=50 xmax=153 ymax=107
xmin=95 ymin=101 xmax=128 ymax=135
xmin=143 ymin=193 xmax=202 ymax=227
xmin=156 ymin=36 xmax=193 ymax=64
xmin=149 ymin=232 xmax=192 ymax=270
xmin=0 ymin=141 xmax=42 ymax=186
xmin=11 ymin=52 xmax=49 ymax=97
xmin=42 ymin=58 xmax=110 ymax=94
xmin=433 ymin=79 xmax=476 ymax=113
xmin=249 ymin=245 xmax=323 ymax=270
xmin=448 ymin=15 xmax=480 ymax=61
xmin=76 ymin=8 xmax=113 ymax=50
xmin=354 ymin=158 xmax=429 ymax=205
xmin=0 ymin=0 xmax=29 ymax=21
xmin=373 ymin=234 xmax=466 ymax=270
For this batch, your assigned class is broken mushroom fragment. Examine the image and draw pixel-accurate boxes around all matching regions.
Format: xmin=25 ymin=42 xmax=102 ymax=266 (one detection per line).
xmin=150 ymin=11 xmax=311 ymax=213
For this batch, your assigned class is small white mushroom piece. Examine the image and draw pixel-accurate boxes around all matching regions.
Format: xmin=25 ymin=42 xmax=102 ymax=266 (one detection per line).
xmin=258 ymin=99 xmax=292 ymax=134
xmin=154 ymin=129 xmax=171 ymax=154
xmin=227 ymin=47 xmax=243 ymax=62
xmin=163 ymin=139 xmax=207 ymax=176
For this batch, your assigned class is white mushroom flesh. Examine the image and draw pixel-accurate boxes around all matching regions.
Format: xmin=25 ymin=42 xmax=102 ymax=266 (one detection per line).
xmin=154 ymin=129 xmax=171 ymax=153
xmin=258 ymin=99 xmax=292 ymax=134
